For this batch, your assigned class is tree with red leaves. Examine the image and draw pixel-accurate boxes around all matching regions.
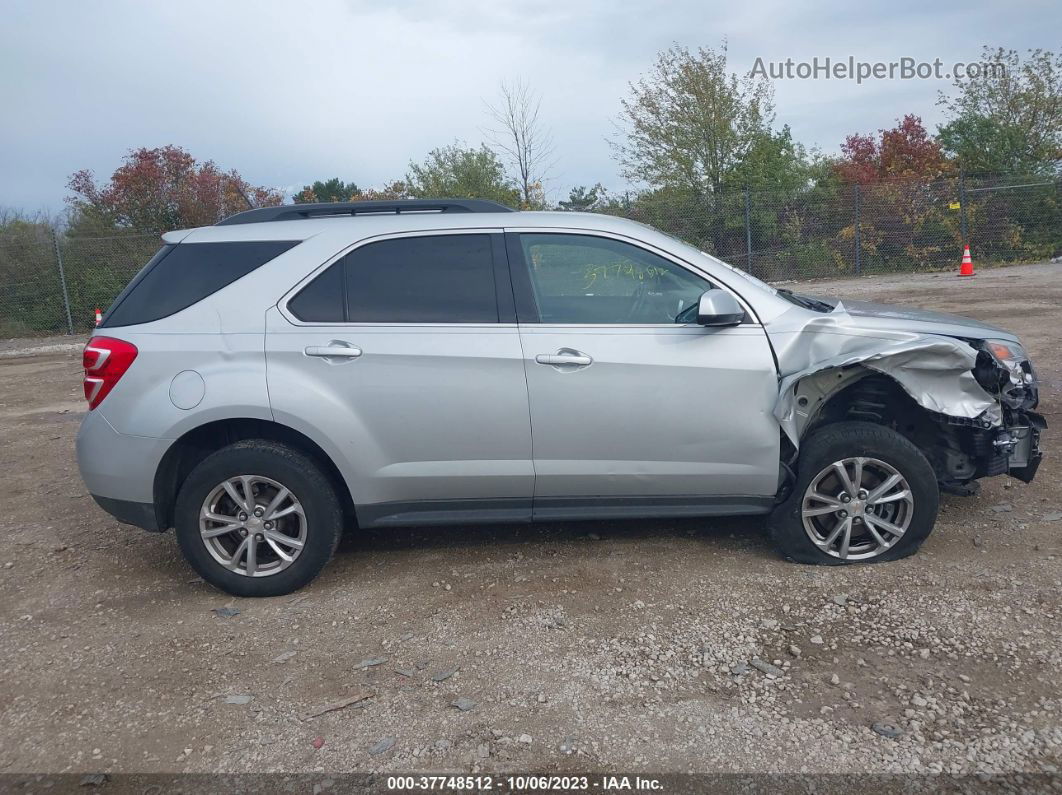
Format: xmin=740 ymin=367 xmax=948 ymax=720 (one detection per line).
xmin=831 ymin=116 xmax=957 ymax=268
xmin=67 ymin=146 xmax=282 ymax=233
xmin=835 ymin=115 xmax=951 ymax=184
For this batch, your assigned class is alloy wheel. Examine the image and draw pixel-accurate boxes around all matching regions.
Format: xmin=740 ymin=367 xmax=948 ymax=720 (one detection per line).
xmin=801 ymin=457 xmax=914 ymax=560
xmin=199 ymin=475 xmax=307 ymax=577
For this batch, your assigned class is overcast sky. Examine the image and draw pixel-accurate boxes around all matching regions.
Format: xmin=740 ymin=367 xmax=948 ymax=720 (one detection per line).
xmin=2 ymin=0 xmax=1057 ymax=213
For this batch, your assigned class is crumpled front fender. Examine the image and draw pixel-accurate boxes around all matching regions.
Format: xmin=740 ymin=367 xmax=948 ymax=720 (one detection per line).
xmin=769 ymin=303 xmax=998 ymax=447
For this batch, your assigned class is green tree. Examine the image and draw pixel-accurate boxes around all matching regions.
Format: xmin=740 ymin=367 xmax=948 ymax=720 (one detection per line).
xmin=294 ymin=178 xmax=361 ymax=203
xmin=0 ymin=210 xmax=64 ymax=334
xmin=938 ymin=115 xmax=1040 ymax=174
xmin=722 ymin=125 xmax=812 ymax=192
xmin=558 ymin=184 xmax=607 ymax=212
xmin=613 ymin=43 xmax=774 ymax=198
xmin=405 ymin=144 xmax=519 ymax=207
xmin=612 ymin=43 xmax=774 ymax=253
xmin=937 ymin=47 xmax=1062 ymax=174
xmin=359 ymin=181 xmax=411 ymax=201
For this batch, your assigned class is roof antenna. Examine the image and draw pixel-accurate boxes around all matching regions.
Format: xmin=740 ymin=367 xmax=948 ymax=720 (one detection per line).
xmin=234 ymin=181 xmax=256 ymax=210
xmin=224 ymin=175 xmax=256 ymax=210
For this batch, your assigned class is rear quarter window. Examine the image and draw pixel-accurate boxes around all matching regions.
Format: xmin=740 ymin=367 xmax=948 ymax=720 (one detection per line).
xmin=101 ymin=240 xmax=299 ymax=327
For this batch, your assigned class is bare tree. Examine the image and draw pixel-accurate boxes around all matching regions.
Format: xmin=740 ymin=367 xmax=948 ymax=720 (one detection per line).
xmin=485 ymin=80 xmax=555 ymax=208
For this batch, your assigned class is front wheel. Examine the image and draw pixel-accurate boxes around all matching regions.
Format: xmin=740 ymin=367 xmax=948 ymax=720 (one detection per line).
xmin=174 ymin=440 xmax=343 ymax=596
xmin=770 ymin=422 xmax=939 ymax=565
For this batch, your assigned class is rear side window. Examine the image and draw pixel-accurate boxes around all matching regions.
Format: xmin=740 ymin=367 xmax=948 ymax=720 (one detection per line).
xmin=101 ymin=240 xmax=299 ymax=327
xmin=288 ymin=234 xmax=498 ymax=323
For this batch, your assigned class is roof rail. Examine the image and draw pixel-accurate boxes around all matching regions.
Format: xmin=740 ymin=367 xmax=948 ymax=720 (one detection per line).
xmin=217 ymin=198 xmax=515 ymax=226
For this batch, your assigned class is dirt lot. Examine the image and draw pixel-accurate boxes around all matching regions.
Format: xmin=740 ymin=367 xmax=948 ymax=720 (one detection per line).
xmin=1 ymin=262 xmax=1060 ymax=780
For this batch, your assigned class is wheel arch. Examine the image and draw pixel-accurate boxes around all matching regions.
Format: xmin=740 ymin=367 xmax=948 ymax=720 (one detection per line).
xmin=794 ymin=368 xmax=969 ymax=486
xmin=799 ymin=368 xmax=925 ymax=438
xmin=154 ymin=418 xmax=356 ymax=531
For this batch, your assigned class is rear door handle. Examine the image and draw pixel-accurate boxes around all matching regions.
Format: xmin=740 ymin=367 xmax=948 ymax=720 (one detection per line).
xmin=535 ymin=351 xmax=593 ymax=367
xmin=304 ymin=343 xmax=362 ymax=359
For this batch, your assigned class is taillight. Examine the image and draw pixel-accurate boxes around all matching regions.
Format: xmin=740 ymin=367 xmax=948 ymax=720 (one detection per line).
xmin=83 ymin=337 xmax=138 ymax=410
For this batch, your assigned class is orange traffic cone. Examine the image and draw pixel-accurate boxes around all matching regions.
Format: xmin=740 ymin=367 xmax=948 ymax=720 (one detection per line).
xmin=94 ymin=308 xmax=102 ymax=326
xmin=959 ymin=245 xmax=974 ymax=277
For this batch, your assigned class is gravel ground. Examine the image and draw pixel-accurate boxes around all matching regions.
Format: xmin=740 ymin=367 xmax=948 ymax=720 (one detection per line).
xmin=0 ymin=262 xmax=1060 ymax=779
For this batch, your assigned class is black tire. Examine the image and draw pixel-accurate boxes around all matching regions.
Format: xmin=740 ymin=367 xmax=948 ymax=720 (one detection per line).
xmin=770 ymin=421 xmax=939 ymax=565
xmin=174 ymin=440 xmax=343 ymax=597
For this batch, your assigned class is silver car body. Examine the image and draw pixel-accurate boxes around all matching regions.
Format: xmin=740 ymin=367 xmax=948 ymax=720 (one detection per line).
xmin=76 ymin=209 xmax=1040 ymax=530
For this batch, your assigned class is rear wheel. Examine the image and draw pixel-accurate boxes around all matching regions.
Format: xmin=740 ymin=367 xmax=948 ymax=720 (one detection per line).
xmin=174 ymin=440 xmax=343 ymax=596
xmin=770 ymin=422 xmax=939 ymax=565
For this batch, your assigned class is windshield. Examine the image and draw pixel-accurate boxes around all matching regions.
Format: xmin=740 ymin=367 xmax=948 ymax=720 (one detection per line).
xmin=658 ymin=234 xmax=838 ymax=313
xmin=694 ymin=250 xmax=777 ymax=294
xmin=647 ymin=227 xmax=777 ymax=295
xmin=615 ymin=219 xmax=781 ymax=297
xmin=687 ymin=249 xmax=835 ymax=312
xmin=617 ymin=221 xmax=828 ymax=321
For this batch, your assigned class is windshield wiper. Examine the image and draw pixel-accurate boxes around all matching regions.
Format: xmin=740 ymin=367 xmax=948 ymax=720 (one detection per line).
xmin=777 ymin=288 xmax=834 ymax=313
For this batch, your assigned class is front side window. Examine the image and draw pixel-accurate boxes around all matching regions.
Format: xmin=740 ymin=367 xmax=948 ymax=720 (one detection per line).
xmin=519 ymin=234 xmax=709 ymax=324
xmin=287 ymin=234 xmax=499 ymax=324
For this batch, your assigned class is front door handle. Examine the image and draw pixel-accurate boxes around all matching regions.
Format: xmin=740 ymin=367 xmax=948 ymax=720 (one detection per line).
xmin=535 ymin=351 xmax=593 ymax=368
xmin=304 ymin=342 xmax=362 ymax=360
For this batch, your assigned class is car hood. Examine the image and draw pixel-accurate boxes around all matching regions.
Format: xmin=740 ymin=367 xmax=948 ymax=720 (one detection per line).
xmin=815 ymin=298 xmax=1018 ymax=342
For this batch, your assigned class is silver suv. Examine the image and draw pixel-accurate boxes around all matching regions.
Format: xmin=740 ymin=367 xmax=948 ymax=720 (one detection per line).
xmin=76 ymin=199 xmax=1044 ymax=596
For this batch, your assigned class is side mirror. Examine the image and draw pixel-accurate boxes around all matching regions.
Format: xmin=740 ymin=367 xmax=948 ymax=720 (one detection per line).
xmin=696 ymin=289 xmax=745 ymax=326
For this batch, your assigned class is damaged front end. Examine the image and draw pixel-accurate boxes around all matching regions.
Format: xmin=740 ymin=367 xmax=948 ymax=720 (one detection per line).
xmin=772 ymin=303 xmax=1046 ymax=495
xmin=965 ymin=338 xmax=1045 ymax=485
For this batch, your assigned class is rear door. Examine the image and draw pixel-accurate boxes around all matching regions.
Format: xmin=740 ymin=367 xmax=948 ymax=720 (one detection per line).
xmin=266 ymin=230 xmax=534 ymax=526
xmin=507 ymin=230 xmax=780 ymax=517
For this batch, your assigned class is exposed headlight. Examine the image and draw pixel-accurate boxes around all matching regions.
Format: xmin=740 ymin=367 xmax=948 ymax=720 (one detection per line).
xmin=984 ymin=339 xmax=1026 ymax=366
xmin=984 ymin=339 xmax=1034 ymax=385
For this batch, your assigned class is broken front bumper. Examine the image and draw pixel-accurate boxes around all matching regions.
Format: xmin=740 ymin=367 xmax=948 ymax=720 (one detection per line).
xmin=1001 ymin=410 xmax=1046 ymax=483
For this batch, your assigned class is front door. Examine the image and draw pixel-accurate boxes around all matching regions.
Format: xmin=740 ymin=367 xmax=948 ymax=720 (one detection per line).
xmin=507 ymin=231 xmax=779 ymax=515
xmin=266 ymin=231 xmax=534 ymax=526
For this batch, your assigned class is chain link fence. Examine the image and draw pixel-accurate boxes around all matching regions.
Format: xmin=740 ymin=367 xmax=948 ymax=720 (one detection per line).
xmin=1 ymin=173 xmax=1059 ymax=337
xmin=0 ymin=231 xmax=161 ymax=336
xmin=603 ymin=173 xmax=1061 ymax=283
